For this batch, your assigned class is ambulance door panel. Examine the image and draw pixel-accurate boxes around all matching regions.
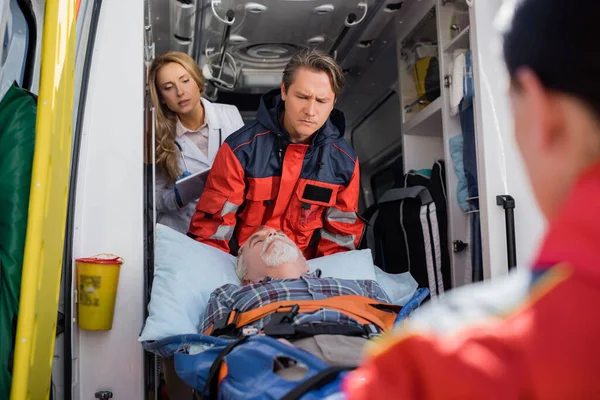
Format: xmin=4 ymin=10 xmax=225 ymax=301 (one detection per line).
xmin=71 ymin=0 xmax=145 ymax=398
xmin=469 ymin=0 xmax=545 ymax=278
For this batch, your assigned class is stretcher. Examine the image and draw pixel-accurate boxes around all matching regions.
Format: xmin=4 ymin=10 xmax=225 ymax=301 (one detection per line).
xmin=144 ymin=288 xmax=428 ymax=400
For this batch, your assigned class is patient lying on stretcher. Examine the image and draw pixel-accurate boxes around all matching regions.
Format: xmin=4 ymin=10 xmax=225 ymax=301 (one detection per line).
xmin=198 ymin=226 xmax=397 ymax=366
xmin=158 ymin=226 xmax=425 ymax=399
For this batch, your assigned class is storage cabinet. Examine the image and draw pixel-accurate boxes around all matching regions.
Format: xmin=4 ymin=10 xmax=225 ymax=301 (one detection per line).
xmin=398 ymin=7 xmax=440 ymax=128
xmin=397 ymin=0 xmax=475 ymax=287
xmin=394 ymin=0 xmax=545 ymax=288
xmin=437 ymin=0 xmax=477 ymax=286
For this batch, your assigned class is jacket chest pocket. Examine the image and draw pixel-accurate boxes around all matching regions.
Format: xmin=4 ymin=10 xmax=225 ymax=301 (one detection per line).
xmin=241 ymin=177 xmax=279 ymax=227
xmin=290 ymin=180 xmax=339 ymax=231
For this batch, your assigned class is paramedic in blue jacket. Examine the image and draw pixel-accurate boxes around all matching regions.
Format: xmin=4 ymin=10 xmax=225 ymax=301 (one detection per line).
xmin=187 ymin=49 xmax=365 ymax=259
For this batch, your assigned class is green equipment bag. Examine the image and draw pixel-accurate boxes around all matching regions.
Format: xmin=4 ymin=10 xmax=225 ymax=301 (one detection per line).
xmin=0 ymin=83 xmax=37 ymax=399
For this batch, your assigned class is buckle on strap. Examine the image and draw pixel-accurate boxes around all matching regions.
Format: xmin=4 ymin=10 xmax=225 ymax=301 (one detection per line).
xmin=269 ymin=304 xmax=300 ymax=324
xmin=211 ymin=310 xmax=240 ymax=337
xmin=363 ymin=324 xmax=381 ymax=339
xmin=262 ymin=304 xmax=300 ymax=338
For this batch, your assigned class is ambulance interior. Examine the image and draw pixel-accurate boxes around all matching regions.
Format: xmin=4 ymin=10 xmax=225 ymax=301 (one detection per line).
xmin=0 ymin=0 xmax=546 ymax=399
xmin=141 ymin=0 xmax=478 ymax=393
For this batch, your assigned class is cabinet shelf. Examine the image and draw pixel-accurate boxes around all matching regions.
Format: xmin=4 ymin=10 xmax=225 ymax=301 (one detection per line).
xmin=402 ymin=96 xmax=443 ymax=136
xmin=444 ymin=25 xmax=470 ymax=53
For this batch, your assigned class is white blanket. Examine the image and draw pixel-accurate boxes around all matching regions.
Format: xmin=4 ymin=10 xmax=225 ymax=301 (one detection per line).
xmin=450 ymin=49 xmax=468 ymax=116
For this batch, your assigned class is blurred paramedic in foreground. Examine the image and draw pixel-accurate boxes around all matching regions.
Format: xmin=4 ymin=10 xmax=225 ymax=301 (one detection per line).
xmin=187 ymin=49 xmax=365 ymax=260
xmin=343 ymin=0 xmax=600 ymax=398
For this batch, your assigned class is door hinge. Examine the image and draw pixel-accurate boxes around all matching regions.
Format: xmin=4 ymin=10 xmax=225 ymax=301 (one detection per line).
xmin=453 ymin=240 xmax=468 ymax=252
xmin=444 ymin=75 xmax=452 ymax=88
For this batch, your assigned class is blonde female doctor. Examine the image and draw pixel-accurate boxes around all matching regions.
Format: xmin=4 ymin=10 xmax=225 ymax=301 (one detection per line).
xmin=149 ymin=51 xmax=243 ymax=233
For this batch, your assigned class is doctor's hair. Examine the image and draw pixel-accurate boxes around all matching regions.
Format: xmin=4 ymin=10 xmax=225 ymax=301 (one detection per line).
xmin=503 ymin=0 xmax=600 ymax=120
xmin=282 ymin=49 xmax=345 ymax=98
xmin=148 ymin=51 xmax=207 ymax=182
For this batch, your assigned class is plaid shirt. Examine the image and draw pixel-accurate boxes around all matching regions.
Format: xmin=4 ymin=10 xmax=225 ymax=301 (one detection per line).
xmin=199 ymin=269 xmax=391 ymax=334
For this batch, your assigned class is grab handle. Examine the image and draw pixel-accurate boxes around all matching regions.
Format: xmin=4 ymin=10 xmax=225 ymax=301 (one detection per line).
xmin=496 ymin=195 xmax=517 ymax=270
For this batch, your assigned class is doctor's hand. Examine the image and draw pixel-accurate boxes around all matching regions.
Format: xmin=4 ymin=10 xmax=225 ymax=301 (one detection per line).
xmin=174 ymin=171 xmax=192 ymax=208
xmin=178 ymin=171 xmax=192 ymax=180
xmin=173 ymin=185 xmax=186 ymax=208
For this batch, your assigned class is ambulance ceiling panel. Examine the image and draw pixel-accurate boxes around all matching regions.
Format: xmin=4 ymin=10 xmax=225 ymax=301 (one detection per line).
xmin=149 ymin=0 xmax=407 ymax=89
xmin=148 ymin=0 xmax=417 ymax=130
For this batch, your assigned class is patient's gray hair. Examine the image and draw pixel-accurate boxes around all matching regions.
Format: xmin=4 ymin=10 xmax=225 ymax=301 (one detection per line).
xmin=235 ymin=251 xmax=247 ymax=281
xmin=236 ymin=225 xmax=266 ymax=280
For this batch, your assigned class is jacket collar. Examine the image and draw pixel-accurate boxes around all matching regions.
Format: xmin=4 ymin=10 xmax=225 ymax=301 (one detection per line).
xmin=535 ymin=161 xmax=600 ymax=281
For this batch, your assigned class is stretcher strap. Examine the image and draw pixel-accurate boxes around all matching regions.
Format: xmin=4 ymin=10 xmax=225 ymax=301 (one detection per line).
xmin=280 ymin=365 xmax=356 ymax=400
xmin=197 ymin=336 xmax=249 ymax=400
xmin=271 ymin=322 xmax=366 ymax=340
xmin=204 ymin=295 xmax=401 ymax=336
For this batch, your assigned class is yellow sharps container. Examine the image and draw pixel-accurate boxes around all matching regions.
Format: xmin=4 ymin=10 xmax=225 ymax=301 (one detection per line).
xmin=76 ymin=254 xmax=124 ymax=331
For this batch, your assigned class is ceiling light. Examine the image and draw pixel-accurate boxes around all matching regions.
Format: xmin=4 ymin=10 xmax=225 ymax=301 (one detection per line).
xmin=307 ymin=35 xmax=325 ymax=45
xmin=314 ymin=4 xmax=334 ymax=15
xmin=245 ymin=2 xmax=268 ymax=13
xmin=229 ymin=34 xmax=248 ymax=44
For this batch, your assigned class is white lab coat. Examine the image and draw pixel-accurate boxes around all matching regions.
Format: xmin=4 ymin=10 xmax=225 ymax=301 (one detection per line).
xmin=155 ymin=97 xmax=244 ymax=233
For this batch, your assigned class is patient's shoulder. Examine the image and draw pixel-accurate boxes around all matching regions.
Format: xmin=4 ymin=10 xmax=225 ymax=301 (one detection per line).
xmin=336 ymin=277 xmax=391 ymax=303
xmin=210 ymin=283 xmax=242 ymax=298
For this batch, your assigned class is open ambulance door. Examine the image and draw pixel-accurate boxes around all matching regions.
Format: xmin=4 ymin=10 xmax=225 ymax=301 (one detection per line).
xmin=9 ymin=0 xmax=77 ymax=399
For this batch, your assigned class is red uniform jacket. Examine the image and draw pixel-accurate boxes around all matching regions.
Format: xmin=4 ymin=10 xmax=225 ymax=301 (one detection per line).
xmin=343 ymin=162 xmax=600 ymax=399
xmin=187 ymin=89 xmax=364 ymax=258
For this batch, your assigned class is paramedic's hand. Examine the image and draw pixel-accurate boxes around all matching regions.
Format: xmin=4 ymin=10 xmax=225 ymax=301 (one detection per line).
xmin=174 ymin=171 xmax=192 ymax=208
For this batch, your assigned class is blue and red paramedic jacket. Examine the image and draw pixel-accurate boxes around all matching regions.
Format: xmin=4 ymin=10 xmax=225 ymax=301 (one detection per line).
xmin=343 ymin=161 xmax=600 ymax=399
xmin=187 ymin=89 xmax=364 ymax=259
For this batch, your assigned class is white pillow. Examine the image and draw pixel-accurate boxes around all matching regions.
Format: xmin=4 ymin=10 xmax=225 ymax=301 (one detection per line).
xmin=308 ymin=249 xmax=418 ymax=305
xmin=374 ymin=268 xmax=418 ymax=306
xmin=308 ymin=249 xmax=378 ymax=282
xmin=139 ymin=224 xmax=239 ymax=341
xmin=140 ymin=226 xmax=418 ymax=342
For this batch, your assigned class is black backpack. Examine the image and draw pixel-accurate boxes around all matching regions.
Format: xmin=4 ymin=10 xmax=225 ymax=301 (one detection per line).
xmin=404 ymin=160 xmax=451 ymax=291
xmin=362 ymin=160 xmax=450 ymax=298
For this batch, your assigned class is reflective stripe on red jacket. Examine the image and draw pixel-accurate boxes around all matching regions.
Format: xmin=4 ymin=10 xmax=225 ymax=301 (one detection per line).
xmin=187 ymin=89 xmax=365 ymax=259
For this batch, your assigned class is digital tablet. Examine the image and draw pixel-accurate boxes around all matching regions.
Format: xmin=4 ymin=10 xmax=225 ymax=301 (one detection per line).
xmin=175 ymin=168 xmax=211 ymax=205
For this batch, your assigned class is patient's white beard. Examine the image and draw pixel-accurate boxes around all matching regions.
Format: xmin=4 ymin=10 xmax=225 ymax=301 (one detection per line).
xmin=260 ymin=235 xmax=300 ymax=267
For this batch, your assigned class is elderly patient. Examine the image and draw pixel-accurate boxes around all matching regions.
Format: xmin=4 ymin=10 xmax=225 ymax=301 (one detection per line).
xmin=198 ymin=226 xmax=394 ymax=366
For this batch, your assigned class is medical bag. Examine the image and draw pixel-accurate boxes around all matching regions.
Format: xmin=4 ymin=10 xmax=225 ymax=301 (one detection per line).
xmin=363 ymin=160 xmax=450 ymax=298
